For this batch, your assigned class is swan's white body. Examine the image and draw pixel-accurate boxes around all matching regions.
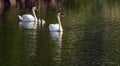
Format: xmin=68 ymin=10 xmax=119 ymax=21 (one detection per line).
xmin=18 ymin=7 xmax=37 ymax=22
xmin=18 ymin=14 xmax=35 ymax=22
xmin=49 ymin=13 xmax=63 ymax=32
xmin=18 ymin=7 xmax=45 ymax=29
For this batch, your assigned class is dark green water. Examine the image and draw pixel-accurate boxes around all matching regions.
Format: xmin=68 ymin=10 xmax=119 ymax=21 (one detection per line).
xmin=0 ymin=0 xmax=120 ymax=66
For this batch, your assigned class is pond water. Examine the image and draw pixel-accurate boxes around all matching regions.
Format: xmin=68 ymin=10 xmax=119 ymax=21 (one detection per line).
xmin=0 ymin=0 xmax=120 ymax=66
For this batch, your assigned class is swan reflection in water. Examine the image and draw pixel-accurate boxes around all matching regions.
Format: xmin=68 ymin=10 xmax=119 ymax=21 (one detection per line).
xmin=19 ymin=21 xmax=38 ymax=29
xmin=20 ymin=29 xmax=38 ymax=58
xmin=49 ymin=31 xmax=63 ymax=64
xmin=19 ymin=20 xmax=45 ymax=29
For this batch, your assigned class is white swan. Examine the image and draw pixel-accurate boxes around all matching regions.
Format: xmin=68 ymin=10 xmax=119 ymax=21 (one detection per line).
xmin=18 ymin=7 xmax=37 ymax=22
xmin=18 ymin=7 xmax=45 ymax=29
xmin=49 ymin=13 xmax=63 ymax=32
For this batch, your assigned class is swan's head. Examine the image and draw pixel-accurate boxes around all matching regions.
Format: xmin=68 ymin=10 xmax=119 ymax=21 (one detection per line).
xmin=32 ymin=7 xmax=36 ymax=10
xmin=57 ymin=13 xmax=63 ymax=17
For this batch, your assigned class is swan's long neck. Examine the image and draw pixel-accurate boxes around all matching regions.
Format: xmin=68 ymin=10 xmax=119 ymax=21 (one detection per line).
xmin=57 ymin=15 xmax=62 ymax=31
xmin=32 ymin=8 xmax=37 ymax=22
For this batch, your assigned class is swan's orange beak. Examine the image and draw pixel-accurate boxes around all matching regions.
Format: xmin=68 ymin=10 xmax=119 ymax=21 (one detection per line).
xmin=61 ymin=15 xmax=64 ymax=17
xmin=60 ymin=13 xmax=64 ymax=17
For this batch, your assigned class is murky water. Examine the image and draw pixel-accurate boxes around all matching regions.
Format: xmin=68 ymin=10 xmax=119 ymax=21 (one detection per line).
xmin=0 ymin=0 xmax=120 ymax=66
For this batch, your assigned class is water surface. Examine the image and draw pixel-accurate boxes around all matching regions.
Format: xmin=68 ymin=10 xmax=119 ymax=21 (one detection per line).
xmin=0 ymin=0 xmax=120 ymax=66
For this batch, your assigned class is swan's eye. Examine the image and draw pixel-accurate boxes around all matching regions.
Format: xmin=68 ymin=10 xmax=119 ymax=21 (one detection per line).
xmin=60 ymin=13 xmax=63 ymax=15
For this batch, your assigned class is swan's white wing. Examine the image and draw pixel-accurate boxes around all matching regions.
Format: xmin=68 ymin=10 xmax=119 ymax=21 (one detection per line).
xmin=49 ymin=24 xmax=59 ymax=31
xmin=22 ymin=14 xmax=35 ymax=22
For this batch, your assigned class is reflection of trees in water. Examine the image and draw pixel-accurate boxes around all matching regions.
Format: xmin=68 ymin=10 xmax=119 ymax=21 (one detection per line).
xmin=0 ymin=3 xmax=3 ymax=15
xmin=0 ymin=0 xmax=120 ymax=13
xmin=0 ymin=0 xmax=63 ymax=18
xmin=0 ymin=0 xmax=61 ymax=9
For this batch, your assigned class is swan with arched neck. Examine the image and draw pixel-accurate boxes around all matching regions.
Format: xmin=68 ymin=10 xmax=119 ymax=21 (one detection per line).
xmin=49 ymin=13 xmax=63 ymax=32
